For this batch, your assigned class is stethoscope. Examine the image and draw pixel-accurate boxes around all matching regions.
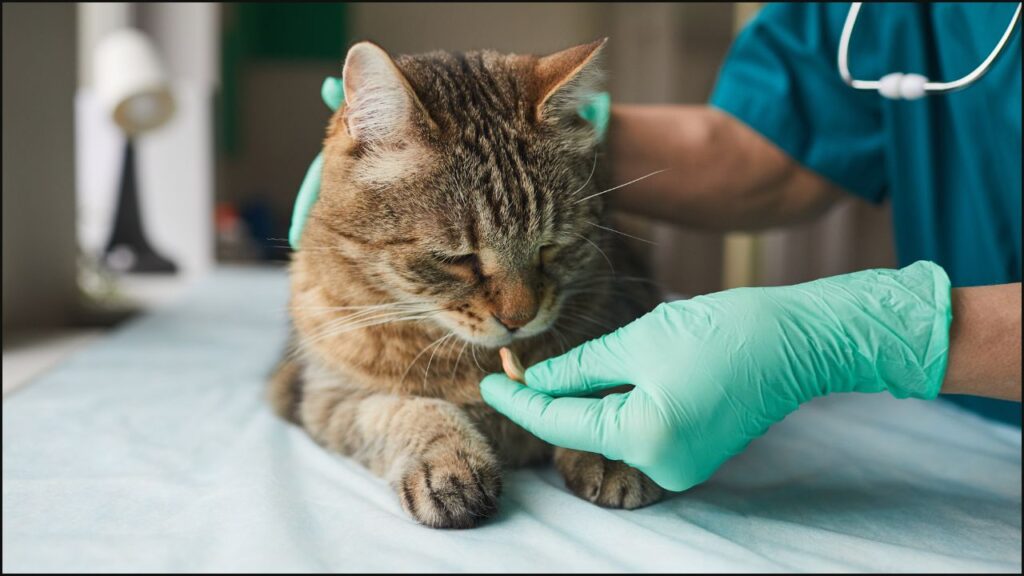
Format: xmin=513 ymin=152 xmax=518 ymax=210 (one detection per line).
xmin=838 ymin=2 xmax=1022 ymax=100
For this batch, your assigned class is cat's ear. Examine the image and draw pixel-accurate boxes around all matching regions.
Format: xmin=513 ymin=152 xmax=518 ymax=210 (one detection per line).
xmin=533 ymin=39 xmax=607 ymax=125
xmin=342 ymin=41 xmax=434 ymax=143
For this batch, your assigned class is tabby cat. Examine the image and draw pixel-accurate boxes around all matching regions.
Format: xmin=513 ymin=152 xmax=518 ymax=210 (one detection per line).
xmin=270 ymin=39 xmax=664 ymax=528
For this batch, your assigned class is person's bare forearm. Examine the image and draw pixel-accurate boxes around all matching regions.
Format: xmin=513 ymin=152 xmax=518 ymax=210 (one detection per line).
xmin=607 ymin=104 xmax=845 ymax=231
xmin=942 ymin=283 xmax=1022 ymax=401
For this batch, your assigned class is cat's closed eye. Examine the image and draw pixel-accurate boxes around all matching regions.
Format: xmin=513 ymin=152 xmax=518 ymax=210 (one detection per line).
xmin=448 ymin=253 xmax=479 ymax=266
xmin=435 ymin=251 xmax=483 ymax=280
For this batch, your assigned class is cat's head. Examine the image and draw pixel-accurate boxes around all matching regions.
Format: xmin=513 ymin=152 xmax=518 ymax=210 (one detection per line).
xmin=305 ymin=40 xmax=612 ymax=348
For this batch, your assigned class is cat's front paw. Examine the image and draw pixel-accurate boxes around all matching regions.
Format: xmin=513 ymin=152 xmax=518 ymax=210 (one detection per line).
xmin=397 ymin=444 xmax=502 ymax=529
xmin=555 ymin=448 xmax=663 ymax=509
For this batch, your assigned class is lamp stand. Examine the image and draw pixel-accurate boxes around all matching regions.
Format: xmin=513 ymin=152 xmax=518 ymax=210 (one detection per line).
xmin=103 ymin=138 xmax=177 ymax=274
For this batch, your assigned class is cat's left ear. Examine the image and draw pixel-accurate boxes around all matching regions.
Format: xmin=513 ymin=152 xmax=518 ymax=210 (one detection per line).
xmin=533 ymin=39 xmax=607 ymax=128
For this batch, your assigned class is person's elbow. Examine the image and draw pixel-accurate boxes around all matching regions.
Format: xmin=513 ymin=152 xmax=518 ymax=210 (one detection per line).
xmin=759 ymin=163 xmax=846 ymax=229
xmin=716 ymin=111 xmax=846 ymax=230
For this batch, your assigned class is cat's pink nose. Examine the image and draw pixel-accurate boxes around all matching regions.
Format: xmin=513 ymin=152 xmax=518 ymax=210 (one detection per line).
xmin=492 ymin=309 xmax=536 ymax=332
xmin=489 ymin=274 xmax=539 ymax=332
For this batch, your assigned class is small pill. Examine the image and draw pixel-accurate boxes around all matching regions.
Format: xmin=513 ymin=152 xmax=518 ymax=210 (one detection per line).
xmin=499 ymin=347 xmax=525 ymax=383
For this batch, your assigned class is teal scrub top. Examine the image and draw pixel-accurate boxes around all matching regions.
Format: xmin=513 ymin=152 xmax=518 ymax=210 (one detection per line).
xmin=710 ymin=2 xmax=1021 ymax=426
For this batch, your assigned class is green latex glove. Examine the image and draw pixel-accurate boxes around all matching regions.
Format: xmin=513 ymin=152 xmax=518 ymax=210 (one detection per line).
xmin=288 ymin=78 xmax=612 ymax=250
xmin=289 ymin=77 xmax=345 ymax=250
xmin=480 ymin=261 xmax=952 ymax=491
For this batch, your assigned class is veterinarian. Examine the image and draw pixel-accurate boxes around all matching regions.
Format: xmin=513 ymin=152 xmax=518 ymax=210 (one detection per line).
xmin=481 ymin=3 xmax=1022 ymax=492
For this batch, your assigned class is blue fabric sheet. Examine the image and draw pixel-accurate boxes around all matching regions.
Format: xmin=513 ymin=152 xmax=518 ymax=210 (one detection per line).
xmin=3 ymin=267 xmax=1020 ymax=572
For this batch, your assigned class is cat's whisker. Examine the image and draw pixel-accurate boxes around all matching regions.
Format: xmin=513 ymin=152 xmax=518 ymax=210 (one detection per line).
xmin=447 ymin=332 xmax=465 ymax=360
xmin=559 ymin=301 xmax=616 ymax=319
xmin=572 ymin=232 xmax=614 ymax=273
xmin=573 ymin=167 xmax=671 ymax=205
xmin=470 ymin=344 xmax=487 ymax=374
xmin=304 ymin=308 xmax=428 ymax=334
xmin=549 ymin=326 xmax=572 ymax=356
xmin=567 ymin=150 xmax=599 ymax=198
xmin=328 ymin=312 xmax=438 ymax=336
xmin=587 ymin=221 xmax=658 ymax=245
xmin=569 ymin=272 xmax=655 ymax=282
xmin=299 ymin=318 xmax=425 ymax=355
xmin=302 ymin=245 xmax=361 ymax=253
xmin=423 ymin=332 xmax=456 ymax=388
xmin=265 ymin=235 xmax=355 ymax=254
xmin=451 ymin=339 xmax=469 ymax=379
xmin=444 ymin=332 xmax=462 ymax=358
xmin=563 ymin=280 xmax=666 ymax=298
xmin=262 ymin=237 xmax=343 ymax=252
xmin=565 ymin=284 xmax=667 ymax=303
xmin=562 ymin=282 xmax=666 ymax=300
xmin=561 ymin=292 xmax=648 ymax=310
xmin=301 ymin=311 xmax=441 ymax=350
xmin=562 ymin=283 xmax=656 ymax=297
xmin=288 ymin=302 xmax=435 ymax=315
xmin=553 ymin=320 xmax=599 ymax=342
xmin=562 ymin=294 xmax=651 ymax=318
xmin=262 ymin=238 xmax=293 ymax=248
xmin=560 ymin=310 xmax=617 ymax=332
xmin=561 ymin=303 xmax=615 ymax=321
xmin=400 ymin=331 xmax=454 ymax=386
xmin=562 ymin=284 xmax=652 ymax=295
xmin=313 ymin=302 xmax=439 ymax=319
xmin=571 ymin=274 xmax=662 ymax=284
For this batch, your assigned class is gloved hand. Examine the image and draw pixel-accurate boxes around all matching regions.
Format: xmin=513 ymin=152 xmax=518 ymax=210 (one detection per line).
xmin=480 ymin=261 xmax=952 ymax=491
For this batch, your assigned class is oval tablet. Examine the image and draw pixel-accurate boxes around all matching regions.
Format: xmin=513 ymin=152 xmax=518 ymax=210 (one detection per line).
xmin=499 ymin=347 xmax=525 ymax=383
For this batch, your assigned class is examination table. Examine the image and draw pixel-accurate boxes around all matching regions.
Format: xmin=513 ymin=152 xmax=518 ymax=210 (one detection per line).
xmin=3 ymin=267 xmax=1020 ymax=572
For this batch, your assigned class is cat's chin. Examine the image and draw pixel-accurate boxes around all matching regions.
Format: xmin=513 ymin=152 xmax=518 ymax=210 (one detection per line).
xmin=451 ymin=325 xmax=553 ymax=350
xmin=453 ymin=331 xmax=516 ymax=350
xmin=430 ymin=312 xmax=556 ymax=349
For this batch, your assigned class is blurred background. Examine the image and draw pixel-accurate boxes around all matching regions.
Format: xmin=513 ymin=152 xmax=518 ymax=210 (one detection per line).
xmin=2 ymin=2 xmax=895 ymax=392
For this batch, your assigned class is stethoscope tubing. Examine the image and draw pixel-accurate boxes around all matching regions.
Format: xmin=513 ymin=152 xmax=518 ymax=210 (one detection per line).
xmin=838 ymin=1 xmax=1021 ymax=96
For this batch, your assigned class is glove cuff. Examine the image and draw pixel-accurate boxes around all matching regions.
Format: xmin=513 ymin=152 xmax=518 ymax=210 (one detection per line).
xmin=889 ymin=260 xmax=952 ymax=400
xmin=793 ymin=260 xmax=952 ymax=401
xmin=848 ymin=260 xmax=952 ymax=400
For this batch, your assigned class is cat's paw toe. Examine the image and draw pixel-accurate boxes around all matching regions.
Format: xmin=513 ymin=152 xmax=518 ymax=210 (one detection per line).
xmin=398 ymin=450 xmax=502 ymax=529
xmin=556 ymin=449 xmax=662 ymax=509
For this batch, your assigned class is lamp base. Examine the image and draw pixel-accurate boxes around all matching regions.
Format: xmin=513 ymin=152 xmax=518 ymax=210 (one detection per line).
xmin=104 ymin=244 xmax=177 ymax=274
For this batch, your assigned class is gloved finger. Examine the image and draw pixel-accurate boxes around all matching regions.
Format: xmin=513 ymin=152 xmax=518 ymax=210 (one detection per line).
xmin=523 ymin=334 xmax=629 ymax=397
xmin=288 ymin=153 xmax=325 ymax=249
xmin=321 ymin=76 xmax=344 ymax=111
xmin=480 ymin=373 xmax=628 ymax=458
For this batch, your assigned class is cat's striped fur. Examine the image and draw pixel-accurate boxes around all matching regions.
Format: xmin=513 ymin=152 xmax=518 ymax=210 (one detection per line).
xmin=270 ymin=40 xmax=663 ymax=528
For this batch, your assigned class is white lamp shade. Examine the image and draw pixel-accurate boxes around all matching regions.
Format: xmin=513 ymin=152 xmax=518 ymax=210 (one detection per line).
xmin=94 ymin=28 xmax=175 ymax=134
